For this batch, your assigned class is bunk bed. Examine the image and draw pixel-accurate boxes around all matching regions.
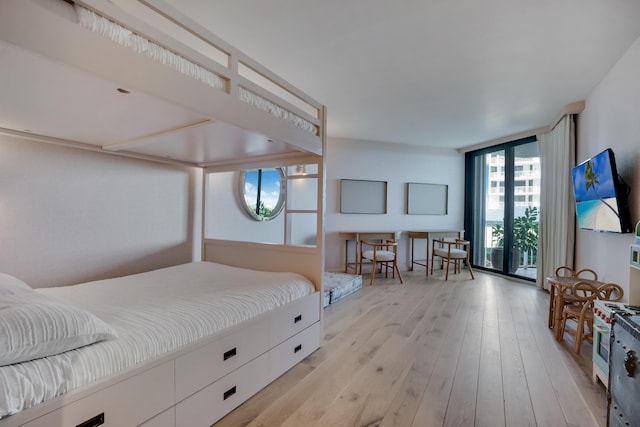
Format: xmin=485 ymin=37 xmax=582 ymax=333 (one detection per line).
xmin=0 ymin=0 xmax=326 ymax=425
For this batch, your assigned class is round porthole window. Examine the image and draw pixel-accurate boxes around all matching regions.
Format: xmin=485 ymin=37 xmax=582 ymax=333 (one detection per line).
xmin=240 ymin=168 xmax=286 ymax=221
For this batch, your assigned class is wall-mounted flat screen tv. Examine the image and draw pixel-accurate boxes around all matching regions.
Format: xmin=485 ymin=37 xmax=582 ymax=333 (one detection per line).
xmin=571 ymin=148 xmax=632 ymax=233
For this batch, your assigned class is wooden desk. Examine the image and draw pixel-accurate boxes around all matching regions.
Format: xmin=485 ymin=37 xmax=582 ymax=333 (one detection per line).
xmin=407 ymin=230 xmax=463 ymax=275
xmin=339 ymin=231 xmax=400 ymax=274
xmin=546 ymin=275 xmax=604 ymax=340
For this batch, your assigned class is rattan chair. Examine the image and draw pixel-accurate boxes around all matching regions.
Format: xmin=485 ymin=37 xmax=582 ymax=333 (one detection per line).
xmin=547 ymin=266 xmax=598 ymax=328
xmin=560 ymin=281 xmax=623 ymax=353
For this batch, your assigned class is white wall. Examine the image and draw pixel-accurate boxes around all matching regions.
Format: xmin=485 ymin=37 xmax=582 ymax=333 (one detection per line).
xmin=576 ymin=35 xmax=640 ymax=293
xmin=325 ymin=137 xmax=465 ymax=272
xmin=0 ymin=136 xmax=201 ymax=288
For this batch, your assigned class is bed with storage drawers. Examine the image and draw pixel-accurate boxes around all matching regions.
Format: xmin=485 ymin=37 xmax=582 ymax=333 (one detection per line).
xmin=0 ymin=262 xmax=321 ymax=426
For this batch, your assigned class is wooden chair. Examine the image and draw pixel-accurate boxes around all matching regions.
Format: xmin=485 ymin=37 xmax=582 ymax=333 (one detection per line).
xmin=359 ymin=240 xmax=403 ymax=286
xmin=430 ymin=238 xmax=474 ymax=281
xmin=547 ymin=266 xmax=598 ymax=328
xmin=560 ymin=281 xmax=623 ymax=353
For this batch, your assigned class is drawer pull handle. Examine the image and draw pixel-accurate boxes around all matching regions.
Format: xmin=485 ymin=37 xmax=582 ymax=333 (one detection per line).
xmin=76 ymin=413 xmax=104 ymax=427
xmin=223 ymin=347 xmax=237 ymax=361
xmin=223 ymin=386 xmax=237 ymax=400
xmin=294 ymin=344 xmax=302 ymax=353
xmin=294 ymin=314 xmax=302 ymax=323
xmin=625 ymin=349 xmax=636 ymax=377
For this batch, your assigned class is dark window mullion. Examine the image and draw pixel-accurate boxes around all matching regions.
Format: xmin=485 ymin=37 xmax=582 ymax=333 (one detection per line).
xmin=503 ymin=148 xmax=515 ymax=273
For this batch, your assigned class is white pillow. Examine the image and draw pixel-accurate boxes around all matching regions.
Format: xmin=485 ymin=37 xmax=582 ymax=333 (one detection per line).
xmin=0 ymin=292 xmax=117 ymax=366
xmin=0 ymin=273 xmax=32 ymax=296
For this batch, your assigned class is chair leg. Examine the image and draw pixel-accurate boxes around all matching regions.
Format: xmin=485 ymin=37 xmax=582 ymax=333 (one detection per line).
xmin=574 ymin=317 xmax=584 ymax=354
xmin=559 ymin=314 xmax=568 ymax=342
xmin=548 ymin=285 xmax=555 ymax=328
xmin=445 ymin=258 xmax=450 ymax=280
xmin=369 ymin=263 xmax=375 ymax=286
xmin=395 ymin=261 xmax=404 ymax=284
xmin=430 ymin=250 xmax=435 ymax=275
xmin=465 ymin=256 xmax=475 ymax=279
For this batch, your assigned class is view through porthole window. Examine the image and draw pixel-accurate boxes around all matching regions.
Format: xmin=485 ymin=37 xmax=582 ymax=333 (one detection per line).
xmin=240 ymin=168 xmax=285 ymax=221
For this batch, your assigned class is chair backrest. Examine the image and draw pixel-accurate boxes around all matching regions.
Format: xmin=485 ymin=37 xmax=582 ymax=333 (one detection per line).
xmin=433 ymin=238 xmax=455 ymax=250
xmin=555 ymin=266 xmax=576 ymax=277
xmin=570 ymin=281 xmax=599 ymax=301
xmin=433 ymin=238 xmax=469 ymax=248
xmin=454 ymin=239 xmax=470 ymax=247
xmin=432 ymin=239 xmax=469 ymax=260
xmin=554 ymin=266 xmax=598 ymax=280
xmin=360 ymin=240 xmax=398 ymax=260
xmin=575 ymin=268 xmax=598 ymax=280
xmin=597 ymin=283 xmax=624 ymax=302
xmin=570 ymin=281 xmax=601 ymax=316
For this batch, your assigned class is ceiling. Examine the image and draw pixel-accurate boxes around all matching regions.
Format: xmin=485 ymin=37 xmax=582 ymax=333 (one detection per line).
xmin=164 ymin=0 xmax=640 ymax=150
xmin=2 ymin=0 xmax=640 ymax=158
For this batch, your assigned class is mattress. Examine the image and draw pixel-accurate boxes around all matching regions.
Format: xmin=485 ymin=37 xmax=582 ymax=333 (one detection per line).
xmin=0 ymin=261 xmax=315 ymax=419
xmin=324 ymin=272 xmax=362 ymax=305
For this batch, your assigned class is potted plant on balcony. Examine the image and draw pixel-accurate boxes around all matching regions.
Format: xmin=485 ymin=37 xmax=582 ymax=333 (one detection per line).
xmin=513 ymin=206 xmax=539 ymax=269
xmin=490 ymin=207 xmax=538 ymax=273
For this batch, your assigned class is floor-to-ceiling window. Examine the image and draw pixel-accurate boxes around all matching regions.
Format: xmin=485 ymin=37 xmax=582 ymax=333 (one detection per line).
xmin=465 ymin=136 xmax=540 ymax=281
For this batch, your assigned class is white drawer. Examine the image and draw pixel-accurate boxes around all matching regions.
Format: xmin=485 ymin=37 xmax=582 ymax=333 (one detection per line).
xmin=23 ymin=361 xmax=174 ymax=427
xmin=175 ymin=354 xmax=269 ymax=427
xmin=270 ymin=292 xmax=320 ymax=346
xmin=175 ymin=320 xmax=269 ymax=402
xmin=138 ymin=408 xmax=174 ymax=427
xmin=269 ymin=322 xmax=320 ymax=382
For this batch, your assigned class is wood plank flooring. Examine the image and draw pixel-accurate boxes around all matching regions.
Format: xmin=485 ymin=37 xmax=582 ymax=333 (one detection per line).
xmin=214 ymin=270 xmax=607 ymax=427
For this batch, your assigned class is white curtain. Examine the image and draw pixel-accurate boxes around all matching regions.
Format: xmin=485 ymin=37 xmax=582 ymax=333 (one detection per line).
xmin=536 ymin=115 xmax=576 ymax=289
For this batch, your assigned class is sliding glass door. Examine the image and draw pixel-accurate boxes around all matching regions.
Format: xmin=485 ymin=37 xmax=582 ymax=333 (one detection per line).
xmin=465 ymin=137 xmax=540 ymax=280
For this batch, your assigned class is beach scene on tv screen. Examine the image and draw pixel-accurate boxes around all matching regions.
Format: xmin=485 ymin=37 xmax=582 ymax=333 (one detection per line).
xmin=571 ymin=150 xmax=622 ymax=232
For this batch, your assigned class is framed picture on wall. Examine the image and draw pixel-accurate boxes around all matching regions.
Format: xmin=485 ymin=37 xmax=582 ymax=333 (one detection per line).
xmin=406 ymin=182 xmax=448 ymax=215
xmin=340 ymin=179 xmax=387 ymax=214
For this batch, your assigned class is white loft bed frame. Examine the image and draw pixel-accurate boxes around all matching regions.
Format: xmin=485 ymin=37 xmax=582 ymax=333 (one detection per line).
xmin=0 ymin=0 xmax=325 ymax=425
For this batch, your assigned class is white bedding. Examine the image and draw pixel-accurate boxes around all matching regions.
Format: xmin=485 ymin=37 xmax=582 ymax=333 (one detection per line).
xmin=0 ymin=261 xmax=315 ymax=419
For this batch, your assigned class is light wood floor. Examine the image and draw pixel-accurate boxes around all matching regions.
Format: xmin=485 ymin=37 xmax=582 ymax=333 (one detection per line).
xmin=215 ymin=269 xmax=607 ymax=427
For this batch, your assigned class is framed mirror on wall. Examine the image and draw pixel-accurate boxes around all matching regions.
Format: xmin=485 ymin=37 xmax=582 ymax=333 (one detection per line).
xmin=239 ymin=168 xmax=286 ymax=221
xmin=407 ymin=182 xmax=448 ymax=215
xmin=340 ymin=179 xmax=387 ymax=214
